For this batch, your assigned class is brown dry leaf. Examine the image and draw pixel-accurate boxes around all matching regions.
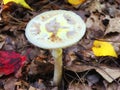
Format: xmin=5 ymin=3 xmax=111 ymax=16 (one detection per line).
xmin=28 ymin=58 xmax=54 ymax=76
xmin=4 ymin=77 xmax=17 ymax=90
xmin=3 ymin=36 xmax=16 ymax=51
xmin=86 ymin=0 xmax=102 ymax=13
xmin=0 ymin=41 xmax=5 ymax=49
xmin=29 ymin=86 xmax=36 ymax=90
xmin=28 ymin=61 xmax=39 ymax=75
xmin=104 ymin=81 xmax=118 ymax=90
xmin=96 ymin=66 xmax=120 ymax=83
xmin=1 ymin=10 xmax=12 ymax=23
xmin=14 ymin=32 xmax=28 ymax=50
xmin=14 ymin=81 xmax=22 ymax=86
xmin=65 ymin=63 xmax=120 ymax=83
xmin=116 ymin=0 xmax=120 ymax=4
xmin=15 ymin=80 xmax=29 ymax=90
xmin=30 ymin=79 xmax=46 ymax=90
xmin=86 ymin=13 xmax=105 ymax=33
xmin=64 ymin=45 xmax=81 ymax=66
xmin=0 ymin=35 xmax=6 ymax=49
xmin=68 ymin=83 xmax=92 ymax=90
xmin=0 ymin=35 xmax=6 ymax=41
xmin=117 ymin=85 xmax=120 ymax=90
xmin=65 ymin=63 xmax=94 ymax=72
xmin=104 ymin=33 xmax=120 ymax=42
xmin=103 ymin=4 xmax=117 ymax=18
xmin=105 ymin=17 xmax=120 ymax=34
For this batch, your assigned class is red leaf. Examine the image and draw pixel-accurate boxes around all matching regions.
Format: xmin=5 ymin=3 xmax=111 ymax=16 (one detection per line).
xmin=0 ymin=50 xmax=26 ymax=75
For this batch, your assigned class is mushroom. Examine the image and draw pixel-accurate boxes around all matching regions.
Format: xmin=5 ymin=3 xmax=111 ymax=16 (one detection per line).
xmin=25 ymin=10 xmax=86 ymax=86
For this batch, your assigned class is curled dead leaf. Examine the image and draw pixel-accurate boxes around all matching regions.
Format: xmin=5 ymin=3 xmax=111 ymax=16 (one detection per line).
xmin=96 ymin=66 xmax=120 ymax=83
xmin=65 ymin=63 xmax=120 ymax=83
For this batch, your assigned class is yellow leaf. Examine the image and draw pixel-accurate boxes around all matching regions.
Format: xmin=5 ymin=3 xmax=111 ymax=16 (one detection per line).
xmin=3 ymin=0 xmax=33 ymax=10
xmin=92 ymin=40 xmax=117 ymax=57
xmin=68 ymin=0 xmax=86 ymax=6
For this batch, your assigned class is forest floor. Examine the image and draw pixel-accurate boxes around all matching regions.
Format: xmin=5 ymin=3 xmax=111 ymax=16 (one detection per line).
xmin=0 ymin=0 xmax=120 ymax=90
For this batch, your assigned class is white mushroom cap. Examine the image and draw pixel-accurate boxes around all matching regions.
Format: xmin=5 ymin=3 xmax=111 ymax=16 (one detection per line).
xmin=25 ymin=10 xmax=86 ymax=49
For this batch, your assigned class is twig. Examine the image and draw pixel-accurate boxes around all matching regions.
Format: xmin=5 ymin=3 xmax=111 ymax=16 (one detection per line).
xmin=74 ymin=72 xmax=86 ymax=84
xmin=7 ymin=13 xmax=24 ymax=23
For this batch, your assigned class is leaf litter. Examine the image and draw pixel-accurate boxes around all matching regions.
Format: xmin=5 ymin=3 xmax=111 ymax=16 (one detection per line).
xmin=0 ymin=0 xmax=120 ymax=90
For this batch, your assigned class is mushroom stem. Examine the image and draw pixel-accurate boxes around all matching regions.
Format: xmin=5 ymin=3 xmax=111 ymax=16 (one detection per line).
xmin=51 ymin=48 xmax=63 ymax=86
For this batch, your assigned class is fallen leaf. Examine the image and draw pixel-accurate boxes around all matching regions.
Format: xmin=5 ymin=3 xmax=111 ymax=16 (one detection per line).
xmin=117 ymin=85 xmax=120 ymax=90
xmin=0 ymin=41 xmax=5 ymax=49
xmin=68 ymin=0 xmax=86 ymax=5
xmin=65 ymin=63 xmax=94 ymax=72
xmin=64 ymin=45 xmax=80 ymax=66
xmin=65 ymin=63 xmax=120 ymax=83
xmin=96 ymin=66 xmax=120 ymax=83
xmin=85 ymin=13 xmax=105 ymax=36
xmin=104 ymin=81 xmax=118 ymax=90
xmin=67 ymin=0 xmax=86 ymax=8
xmin=104 ymin=33 xmax=120 ymax=42
xmin=105 ymin=17 xmax=120 ymax=34
xmin=29 ymin=86 xmax=36 ymax=90
xmin=103 ymin=2 xmax=120 ymax=18
xmin=0 ymin=35 xmax=6 ymax=49
xmin=30 ymin=79 xmax=46 ymax=90
xmin=0 ymin=50 xmax=26 ymax=76
xmin=3 ymin=0 xmax=33 ymax=10
xmin=15 ymin=80 xmax=29 ymax=89
xmin=4 ymin=77 xmax=17 ymax=90
xmin=28 ymin=57 xmax=54 ymax=75
xmin=86 ymin=0 xmax=102 ymax=12
xmin=116 ymin=0 xmax=120 ymax=4
xmin=68 ymin=83 xmax=92 ymax=90
xmin=92 ymin=40 xmax=117 ymax=57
